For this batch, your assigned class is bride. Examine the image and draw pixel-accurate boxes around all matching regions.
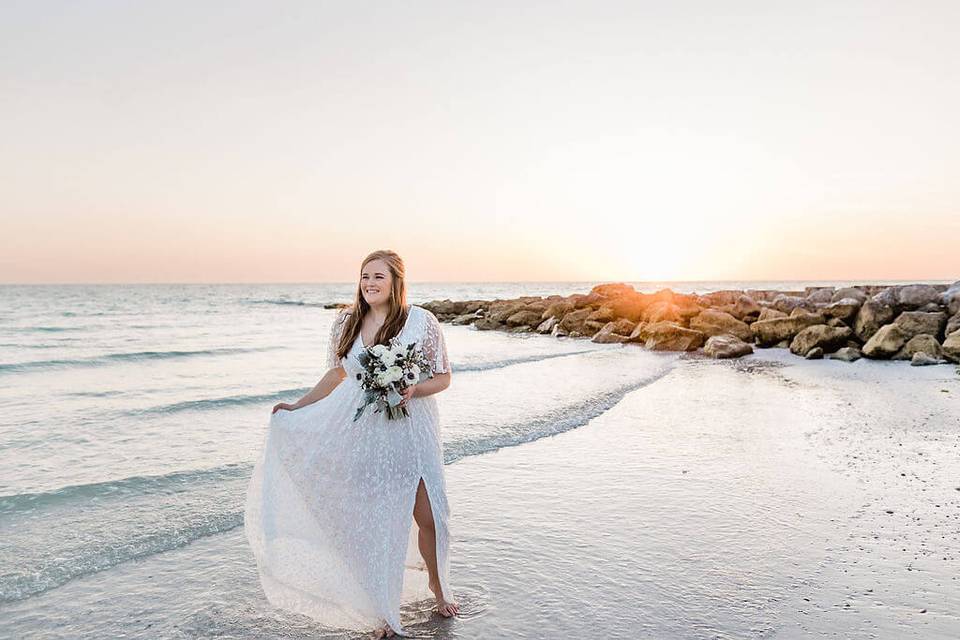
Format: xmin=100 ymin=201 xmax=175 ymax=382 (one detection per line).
xmin=245 ymin=249 xmax=459 ymax=638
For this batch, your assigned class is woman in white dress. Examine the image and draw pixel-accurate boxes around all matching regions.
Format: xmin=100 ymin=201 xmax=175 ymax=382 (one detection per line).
xmin=245 ymin=249 xmax=459 ymax=638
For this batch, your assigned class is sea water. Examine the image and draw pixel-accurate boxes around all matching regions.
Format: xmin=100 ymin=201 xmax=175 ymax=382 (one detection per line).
xmin=1 ymin=281 xmax=956 ymax=638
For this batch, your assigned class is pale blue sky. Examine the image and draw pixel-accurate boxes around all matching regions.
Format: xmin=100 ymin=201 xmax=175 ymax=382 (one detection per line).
xmin=1 ymin=1 xmax=958 ymax=283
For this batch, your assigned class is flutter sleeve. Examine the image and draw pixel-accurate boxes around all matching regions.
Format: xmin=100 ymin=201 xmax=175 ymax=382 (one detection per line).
xmin=325 ymin=308 xmax=350 ymax=370
xmin=422 ymin=308 xmax=450 ymax=375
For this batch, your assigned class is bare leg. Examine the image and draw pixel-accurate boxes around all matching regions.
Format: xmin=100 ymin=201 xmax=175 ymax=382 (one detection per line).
xmin=413 ymin=478 xmax=460 ymax=617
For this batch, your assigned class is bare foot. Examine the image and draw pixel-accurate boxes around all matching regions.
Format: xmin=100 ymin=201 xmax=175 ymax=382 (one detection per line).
xmin=429 ymin=580 xmax=460 ymax=617
xmin=372 ymin=624 xmax=395 ymax=638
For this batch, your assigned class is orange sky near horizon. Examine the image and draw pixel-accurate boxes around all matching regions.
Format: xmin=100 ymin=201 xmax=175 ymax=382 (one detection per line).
xmin=1 ymin=2 xmax=958 ymax=285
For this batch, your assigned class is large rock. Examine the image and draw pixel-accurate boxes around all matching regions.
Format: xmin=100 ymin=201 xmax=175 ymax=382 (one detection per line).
xmin=789 ymin=324 xmax=853 ymax=356
xmin=854 ymin=300 xmax=895 ymax=341
xmin=643 ymin=300 xmax=682 ymax=324
xmin=542 ymin=300 xmax=575 ymax=321
xmin=703 ymin=334 xmax=754 ymax=359
xmin=862 ymin=323 xmax=911 ymax=358
xmin=689 ymin=309 xmax=753 ymax=342
xmin=586 ymin=306 xmax=617 ymax=323
xmin=947 ymin=312 xmax=960 ymax=337
xmin=731 ymin=295 xmax=761 ymax=321
xmin=893 ymin=334 xmax=942 ymax=361
xmin=558 ymin=308 xmax=592 ymax=334
xmin=592 ymin=320 xmax=634 ymax=343
xmin=822 ymin=298 xmax=861 ymax=322
xmin=751 ymin=314 xmax=824 ymax=347
xmin=590 ymin=282 xmax=637 ymax=298
xmin=758 ymin=307 xmax=787 ymax=321
xmin=832 ymin=287 xmax=868 ymax=304
xmin=894 ymin=311 xmax=946 ymax=340
xmin=829 ymin=346 xmax=862 ymax=362
xmin=474 ymin=317 xmax=501 ymax=331
xmin=898 ymin=284 xmax=942 ymax=309
xmin=640 ymin=322 xmax=706 ymax=352
xmin=772 ymin=294 xmax=806 ymax=313
xmin=537 ymin=317 xmax=558 ymax=334
xmin=805 ymin=347 xmax=824 ymax=359
xmin=911 ymin=352 xmax=946 ymax=366
xmin=942 ymin=281 xmax=960 ymax=316
xmin=943 ymin=329 xmax=960 ymax=363
xmin=506 ymin=309 xmax=546 ymax=327
xmin=805 ymin=287 xmax=835 ymax=304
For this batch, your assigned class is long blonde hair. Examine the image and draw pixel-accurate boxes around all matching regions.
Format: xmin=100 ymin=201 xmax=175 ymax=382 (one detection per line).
xmin=336 ymin=249 xmax=409 ymax=360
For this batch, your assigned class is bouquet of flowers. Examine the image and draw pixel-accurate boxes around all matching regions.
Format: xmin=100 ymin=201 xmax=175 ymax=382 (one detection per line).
xmin=353 ymin=338 xmax=434 ymax=421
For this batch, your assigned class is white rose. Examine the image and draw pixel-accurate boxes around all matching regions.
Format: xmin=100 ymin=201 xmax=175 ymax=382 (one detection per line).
xmin=371 ymin=344 xmax=388 ymax=357
xmin=385 ymin=366 xmax=404 ymax=383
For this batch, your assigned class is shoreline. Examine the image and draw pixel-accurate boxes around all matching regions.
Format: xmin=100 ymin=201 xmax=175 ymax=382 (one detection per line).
xmin=4 ymin=348 xmax=957 ymax=638
xmin=420 ymin=280 xmax=960 ymax=368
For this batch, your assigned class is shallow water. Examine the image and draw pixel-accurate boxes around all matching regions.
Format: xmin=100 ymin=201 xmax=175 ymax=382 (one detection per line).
xmin=1 ymin=282 xmax=958 ymax=638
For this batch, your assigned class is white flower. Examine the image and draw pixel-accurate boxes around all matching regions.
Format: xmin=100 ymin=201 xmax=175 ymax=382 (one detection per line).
xmin=385 ymin=365 xmax=404 ymax=383
xmin=371 ymin=344 xmax=388 ymax=357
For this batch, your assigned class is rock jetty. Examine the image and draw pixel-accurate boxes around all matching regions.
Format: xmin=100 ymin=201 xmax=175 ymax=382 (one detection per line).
xmin=421 ymin=281 xmax=960 ymax=365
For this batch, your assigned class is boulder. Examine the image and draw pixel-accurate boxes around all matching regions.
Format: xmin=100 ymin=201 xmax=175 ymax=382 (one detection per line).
xmin=805 ymin=347 xmax=824 ymax=359
xmin=893 ymin=334 xmax=942 ymax=361
xmin=870 ymin=287 xmax=901 ymax=308
xmin=586 ymin=305 xmax=617 ymax=323
xmin=474 ymin=317 xmax=501 ymax=331
xmin=862 ymin=323 xmax=911 ymax=358
xmin=790 ymin=308 xmax=826 ymax=322
xmin=911 ymin=352 xmax=946 ymax=366
xmin=643 ymin=300 xmax=682 ymax=324
xmin=583 ymin=320 xmax=606 ymax=336
xmin=826 ymin=318 xmax=847 ymax=328
xmin=829 ymin=346 xmax=862 ymax=362
xmin=641 ymin=322 xmax=706 ymax=352
xmin=451 ymin=312 xmax=479 ymax=325
xmin=689 ymin=309 xmax=753 ymax=342
xmin=506 ymin=309 xmax=545 ymax=327
xmin=832 ymin=287 xmax=868 ymax=304
xmin=489 ymin=302 xmax=528 ymax=323
xmin=537 ymin=317 xmax=558 ymax=334
xmin=590 ymin=282 xmax=637 ymax=298
xmin=751 ymin=314 xmax=824 ymax=347
xmin=558 ymin=308 xmax=592 ymax=334
xmin=805 ymin=288 xmax=835 ymax=304
xmin=854 ymin=300 xmax=895 ymax=341
xmin=703 ymin=334 xmax=754 ymax=359
xmin=772 ymin=294 xmax=806 ymax=313
xmin=758 ymin=307 xmax=788 ymax=321
xmin=894 ymin=311 xmax=946 ymax=340
xmin=789 ymin=324 xmax=854 ymax=356
xmin=542 ymin=300 xmax=575 ymax=321
xmin=627 ymin=321 xmax=648 ymax=343
xmin=943 ymin=330 xmax=960 ymax=363
xmin=898 ymin=284 xmax=942 ymax=309
xmin=942 ymin=281 xmax=960 ymax=316
xmin=592 ymin=320 xmax=632 ymax=343
xmin=947 ymin=312 xmax=960 ymax=337
xmin=822 ymin=298 xmax=861 ymax=322
xmin=731 ymin=295 xmax=761 ymax=321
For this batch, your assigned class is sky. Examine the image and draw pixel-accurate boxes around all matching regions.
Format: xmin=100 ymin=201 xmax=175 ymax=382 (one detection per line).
xmin=1 ymin=0 xmax=958 ymax=284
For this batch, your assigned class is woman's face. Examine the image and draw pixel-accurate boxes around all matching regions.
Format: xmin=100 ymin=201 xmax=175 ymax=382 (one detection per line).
xmin=360 ymin=258 xmax=393 ymax=307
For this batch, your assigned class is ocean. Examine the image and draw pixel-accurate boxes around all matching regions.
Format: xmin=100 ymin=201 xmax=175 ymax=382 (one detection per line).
xmin=1 ymin=281 xmax=957 ymax=639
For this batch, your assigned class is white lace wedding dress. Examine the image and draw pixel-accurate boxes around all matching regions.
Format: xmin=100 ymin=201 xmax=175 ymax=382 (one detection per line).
xmin=244 ymin=304 xmax=453 ymax=635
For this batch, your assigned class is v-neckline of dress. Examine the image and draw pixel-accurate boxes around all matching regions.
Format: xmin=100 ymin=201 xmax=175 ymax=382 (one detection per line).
xmin=357 ymin=305 xmax=415 ymax=350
